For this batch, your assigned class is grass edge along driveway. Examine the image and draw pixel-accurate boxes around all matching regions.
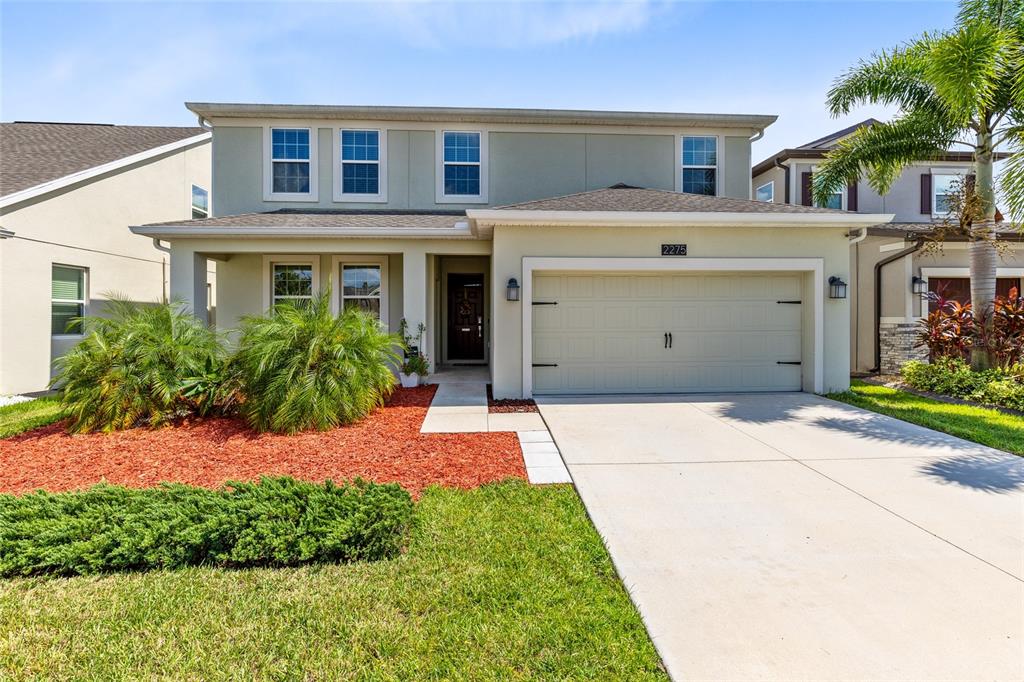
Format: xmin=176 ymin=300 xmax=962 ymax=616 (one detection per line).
xmin=0 ymin=480 xmax=668 ymax=681
xmin=828 ymin=380 xmax=1024 ymax=456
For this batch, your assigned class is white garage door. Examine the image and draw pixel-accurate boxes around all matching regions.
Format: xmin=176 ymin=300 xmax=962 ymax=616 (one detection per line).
xmin=532 ymin=272 xmax=803 ymax=394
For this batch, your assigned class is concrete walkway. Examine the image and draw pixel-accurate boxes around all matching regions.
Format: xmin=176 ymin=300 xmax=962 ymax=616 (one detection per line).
xmin=420 ymin=368 xmax=570 ymax=484
xmin=537 ymin=392 xmax=1024 ymax=680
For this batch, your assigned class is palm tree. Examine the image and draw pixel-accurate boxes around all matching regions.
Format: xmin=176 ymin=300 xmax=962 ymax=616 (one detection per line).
xmin=812 ymin=0 xmax=1024 ymax=369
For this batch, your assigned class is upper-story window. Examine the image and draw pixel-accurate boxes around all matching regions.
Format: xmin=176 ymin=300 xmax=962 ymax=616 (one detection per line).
xmin=335 ymin=129 xmax=387 ymax=202
xmin=933 ymin=174 xmax=957 ymax=215
xmin=681 ymin=136 xmax=717 ymax=195
xmin=818 ymin=188 xmax=843 ymax=210
xmin=437 ymin=131 xmax=488 ymax=203
xmin=755 ymin=181 xmax=774 ymax=203
xmin=191 ymin=184 xmax=209 ymax=218
xmin=264 ymin=127 xmax=318 ymax=201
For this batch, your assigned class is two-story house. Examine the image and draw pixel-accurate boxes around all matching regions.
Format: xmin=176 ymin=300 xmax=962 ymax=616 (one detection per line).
xmin=0 ymin=122 xmax=214 ymax=395
xmin=752 ymin=120 xmax=1021 ymax=375
xmin=134 ymin=103 xmax=890 ymax=399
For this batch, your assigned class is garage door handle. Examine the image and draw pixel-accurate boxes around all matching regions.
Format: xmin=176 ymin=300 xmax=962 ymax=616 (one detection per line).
xmin=664 ymin=333 xmax=668 ymax=349
xmin=669 ymin=332 xmax=673 ymax=348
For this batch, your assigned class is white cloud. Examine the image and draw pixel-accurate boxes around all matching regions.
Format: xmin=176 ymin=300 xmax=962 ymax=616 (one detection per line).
xmin=370 ymin=0 xmax=662 ymax=49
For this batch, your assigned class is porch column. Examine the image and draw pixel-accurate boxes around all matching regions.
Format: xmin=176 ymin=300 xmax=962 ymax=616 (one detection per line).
xmin=169 ymin=244 xmax=208 ymax=325
xmin=402 ymin=247 xmax=429 ymax=360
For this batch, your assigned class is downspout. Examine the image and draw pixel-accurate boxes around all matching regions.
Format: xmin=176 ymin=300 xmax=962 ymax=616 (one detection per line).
xmin=152 ymin=238 xmax=171 ymax=302
xmin=872 ymin=237 xmax=923 ymax=372
xmin=774 ymin=158 xmax=790 ymax=204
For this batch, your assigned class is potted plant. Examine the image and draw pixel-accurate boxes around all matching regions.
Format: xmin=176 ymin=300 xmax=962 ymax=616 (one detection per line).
xmin=399 ymin=353 xmax=429 ymax=387
xmin=397 ymin=318 xmax=429 ymax=387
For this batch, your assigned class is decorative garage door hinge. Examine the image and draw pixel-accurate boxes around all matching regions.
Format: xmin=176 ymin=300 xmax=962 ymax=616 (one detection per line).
xmin=532 ymin=363 xmax=558 ymax=367
xmin=776 ymin=361 xmax=802 ymax=365
xmin=532 ymin=301 xmax=558 ymax=306
xmin=776 ymin=300 xmax=802 ymax=304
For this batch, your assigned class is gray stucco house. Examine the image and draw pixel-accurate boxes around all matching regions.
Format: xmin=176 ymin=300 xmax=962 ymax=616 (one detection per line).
xmin=752 ymin=120 xmax=1022 ymax=374
xmin=134 ymin=103 xmax=889 ymax=398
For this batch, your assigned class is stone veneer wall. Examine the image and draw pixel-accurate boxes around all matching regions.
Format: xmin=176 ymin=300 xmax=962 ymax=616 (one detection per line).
xmin=879 ymin=321 xmax=928 ymax=374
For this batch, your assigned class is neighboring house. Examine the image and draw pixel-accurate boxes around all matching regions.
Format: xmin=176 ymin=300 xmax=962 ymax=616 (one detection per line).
xmin=134 ymin=103 xmax=889 ymax=399
xmin=0 ymin=122 xmax=213 ymax=395
xmin=752 ymin=120 xmax=1021 ymax=374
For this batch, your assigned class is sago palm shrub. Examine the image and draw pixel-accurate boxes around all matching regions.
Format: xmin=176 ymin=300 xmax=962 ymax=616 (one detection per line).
xmin=53 ymin=299 xmax=226 ymax=432
xmin=233 ymin=290 xmax=402 ymax=434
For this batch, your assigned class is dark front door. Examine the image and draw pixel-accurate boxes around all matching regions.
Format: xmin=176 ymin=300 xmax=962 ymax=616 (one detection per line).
xmin=447 ymin=273 xmax=485 ymax=360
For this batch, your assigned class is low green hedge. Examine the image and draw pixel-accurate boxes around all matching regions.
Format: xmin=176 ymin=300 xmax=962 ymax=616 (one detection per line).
xmin=0 ymin=477 xmax=413 ymax=577
xmin=901 ymin=358 xmax=1024 ymax=411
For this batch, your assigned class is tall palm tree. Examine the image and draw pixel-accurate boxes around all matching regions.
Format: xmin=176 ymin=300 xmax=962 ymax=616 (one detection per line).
xmin=813 ymin=0 xmax=1024 ymax=369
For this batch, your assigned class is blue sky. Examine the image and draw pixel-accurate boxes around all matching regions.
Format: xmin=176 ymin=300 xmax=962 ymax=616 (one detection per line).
xmin=1 ymin=1 xmax=959 ymax=162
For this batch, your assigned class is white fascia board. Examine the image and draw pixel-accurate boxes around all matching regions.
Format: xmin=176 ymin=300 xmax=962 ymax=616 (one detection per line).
xmin=0 ymin=132 xmax=212 ymax=209
xmin=129 ymin=225 xmax=477 ymax=240
xmin=466 ymin=209 xmax=894 ymax=228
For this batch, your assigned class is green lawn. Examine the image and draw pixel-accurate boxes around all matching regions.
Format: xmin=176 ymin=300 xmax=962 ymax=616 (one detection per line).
xmin=0 ymin=480 xmax=667 ymax=681
xmin=828 ymin=380 xmax=1024 ymax=456
xmin=0 ymin=397 xmax=63 ymax=439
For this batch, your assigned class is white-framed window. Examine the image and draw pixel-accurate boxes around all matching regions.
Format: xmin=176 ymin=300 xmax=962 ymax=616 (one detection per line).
xmin=437 ymin=130 xmax=488 ymax=203
xmin=755 ymin=181 xmax=774 ymax=203
xmin=681 ymin=135 xmax=717 ymax=196
xmin=334 ymin=129 xmax=387 ymax=202
xmin=332 ymin=255 xmax=388 ymax=326
xmin=263 ymin=127 xmax=318 ymax=201
xmin=261 ymin=255 xmax=320 ymax=311
xmin=52 ymin=264 xmax=87 ymax=336
xmin=818 ymin=188 xmax=843 ymax=210
xmin=933 ymin=173 xmax=958 ymax=216
xmin=191 ymin=184 xmax=209 ymax=218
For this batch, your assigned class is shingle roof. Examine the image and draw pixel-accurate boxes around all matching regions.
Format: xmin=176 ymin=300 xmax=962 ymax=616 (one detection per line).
xmin=142 ymin=209 xmax=467 ymax=229
xmin=795 ymin=119 xmax=881 ymax=150
xmin=493 ymin=184 xmax=843 ymax=214
xmin=0 ymin=122 xmax=206 ymax=197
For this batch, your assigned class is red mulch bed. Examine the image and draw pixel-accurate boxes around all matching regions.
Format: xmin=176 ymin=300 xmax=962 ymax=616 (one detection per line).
xmin=0 ymin=386 xmax=525 ymax=498
xmin=486 ymin=384 xmax=539 ymax=413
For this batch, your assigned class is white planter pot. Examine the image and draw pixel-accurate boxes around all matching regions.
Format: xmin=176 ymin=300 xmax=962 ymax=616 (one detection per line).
xmin=399 ymin=373 xmax=419 ymax=388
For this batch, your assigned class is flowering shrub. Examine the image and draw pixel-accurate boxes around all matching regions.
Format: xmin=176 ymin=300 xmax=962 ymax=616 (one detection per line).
xmin=917 ymin=288 xmax=1024 ymax=367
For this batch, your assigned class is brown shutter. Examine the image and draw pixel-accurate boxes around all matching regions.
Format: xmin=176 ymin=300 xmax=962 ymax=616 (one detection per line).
xmin=920 ymin=173 xmax=932 ymax=214
xmin=847 ymin=182 xmax=858 ymax=212
xmin=801 ymin=172 xmax=812 ymax=206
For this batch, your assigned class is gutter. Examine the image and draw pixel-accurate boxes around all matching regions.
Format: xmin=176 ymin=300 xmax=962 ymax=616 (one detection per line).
xmin=873 ymin=238 xmax=923 ymax=372
xmin=774 ymin=158 xmax=791 ymax=205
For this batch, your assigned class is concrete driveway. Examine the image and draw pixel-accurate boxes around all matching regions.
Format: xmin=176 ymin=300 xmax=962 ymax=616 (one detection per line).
xmin=536 ymin=392 xmax=1024 ymax=680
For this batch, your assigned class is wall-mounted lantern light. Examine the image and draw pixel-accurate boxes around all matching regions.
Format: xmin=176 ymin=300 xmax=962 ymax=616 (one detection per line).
xmin=506 ymin=277 xmax=520 ymax=302
xmin=828 ymin=276 xmax=848 ymax=300
xmin=912 ymin=275 xmax=928 ymax=296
